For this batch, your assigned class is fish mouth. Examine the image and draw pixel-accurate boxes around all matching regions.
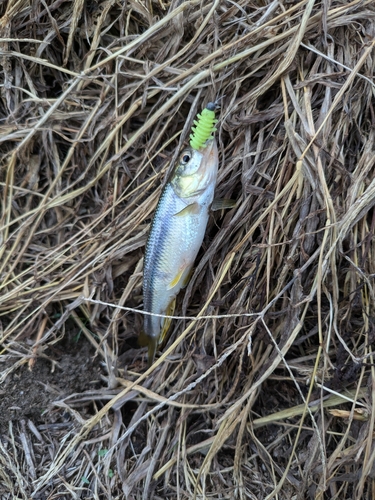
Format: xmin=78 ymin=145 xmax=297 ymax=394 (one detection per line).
xmin=198 ymin=139 xmax=218 ymax=176
xmin=184 ymin=139 xmax=218 ymax=198
xmin=200 ymin=138 xmax=216 ymax=155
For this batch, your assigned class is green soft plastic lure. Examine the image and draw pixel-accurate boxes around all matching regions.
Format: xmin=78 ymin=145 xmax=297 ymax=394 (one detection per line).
xmin=189 ymin=102 xmax=217 ymax=150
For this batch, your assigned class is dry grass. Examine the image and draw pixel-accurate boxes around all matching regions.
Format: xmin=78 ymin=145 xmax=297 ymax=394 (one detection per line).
xmin=1 ymin=0 xmax=375 ymax=498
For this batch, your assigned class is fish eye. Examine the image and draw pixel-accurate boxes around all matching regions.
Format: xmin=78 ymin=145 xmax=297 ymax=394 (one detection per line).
xmin=181 ymin=152 xmax=191 ymax=164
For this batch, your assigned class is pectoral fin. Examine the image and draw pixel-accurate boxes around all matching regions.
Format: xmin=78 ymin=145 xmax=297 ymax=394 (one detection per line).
xmin=211 ymin=198 xmax=236 ymax=211
xmin=174 ymin=202 xmax=200 ymax=217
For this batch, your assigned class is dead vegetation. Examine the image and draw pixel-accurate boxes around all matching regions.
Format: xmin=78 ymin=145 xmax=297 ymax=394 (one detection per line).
xmin=1 ymin=0 xmax=375 ymax=498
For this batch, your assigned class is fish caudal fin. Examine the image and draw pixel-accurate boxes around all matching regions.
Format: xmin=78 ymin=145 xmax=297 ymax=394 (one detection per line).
xmin=147 ymin=337 xmax=158 ymax=367
xmin=139 ymin=299 xmax=176 ymax=366
xmin=139 ymin=331 xmax=158 ymax=367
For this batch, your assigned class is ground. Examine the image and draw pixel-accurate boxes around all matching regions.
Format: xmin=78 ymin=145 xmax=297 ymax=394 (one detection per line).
xmin=0 ymin=337 xmax=102 ymax=434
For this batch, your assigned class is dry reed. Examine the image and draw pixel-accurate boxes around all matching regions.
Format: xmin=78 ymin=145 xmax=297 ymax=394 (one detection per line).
xmin=1 ymin=0 xmax=375 ymax=498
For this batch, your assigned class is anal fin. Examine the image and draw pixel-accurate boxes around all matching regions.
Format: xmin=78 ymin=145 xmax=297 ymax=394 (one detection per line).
xmin=159 ymin=298 xmax=176 ymax=345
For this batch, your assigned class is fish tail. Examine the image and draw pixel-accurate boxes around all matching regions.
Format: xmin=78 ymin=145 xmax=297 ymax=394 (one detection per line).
xmin=138 ymin=331 xmax=158 ymax=367
xmin=147 ymin=338 xmax=158 ymax=367
xmin=140 ymin=299 xmax=176 ymax=366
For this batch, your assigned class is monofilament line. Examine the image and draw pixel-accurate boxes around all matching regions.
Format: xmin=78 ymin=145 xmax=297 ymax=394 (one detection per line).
xmin=82 ymin=296 xmax=258 ymax=321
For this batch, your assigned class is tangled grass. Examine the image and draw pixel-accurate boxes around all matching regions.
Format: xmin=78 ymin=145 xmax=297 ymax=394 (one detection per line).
xmin=1 ymin=0 xmax=375 ymax=498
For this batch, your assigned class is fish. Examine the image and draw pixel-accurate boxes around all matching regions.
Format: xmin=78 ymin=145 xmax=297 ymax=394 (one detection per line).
xmin=140 ymin=102 xmax=219 ymax=365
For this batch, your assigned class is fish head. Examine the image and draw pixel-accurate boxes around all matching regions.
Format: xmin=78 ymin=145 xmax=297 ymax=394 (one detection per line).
xmin=171 ymin=139 xmax=218 ymax=199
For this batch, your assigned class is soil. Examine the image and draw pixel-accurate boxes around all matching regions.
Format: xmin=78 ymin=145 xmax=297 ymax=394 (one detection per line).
xmin=0 ymin=338 xmax=102 ymax=433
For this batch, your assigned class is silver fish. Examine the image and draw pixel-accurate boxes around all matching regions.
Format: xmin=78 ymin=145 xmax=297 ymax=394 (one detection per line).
xmin=141 ymin=134 xmax=219 ymax=365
